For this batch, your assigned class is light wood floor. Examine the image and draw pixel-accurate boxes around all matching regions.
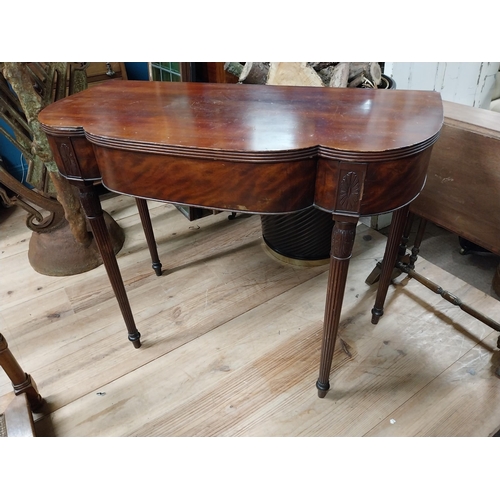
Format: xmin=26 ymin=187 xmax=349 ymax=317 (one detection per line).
xmin=1 ymin=194 xmax=499 ymax=437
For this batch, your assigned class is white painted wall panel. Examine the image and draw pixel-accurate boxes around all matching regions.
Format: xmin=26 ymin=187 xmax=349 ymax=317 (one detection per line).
xmin=384 ymin=62 xmax=500 ymax=108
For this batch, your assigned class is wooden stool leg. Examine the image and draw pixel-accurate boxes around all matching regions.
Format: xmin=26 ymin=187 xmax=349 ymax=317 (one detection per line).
xmin=136 ymin=198 xmax=162 ymax=276
xmin=371 ymin=206 xmax=410 ymax=324
xmin=399 ymin=211 xmax=415 ymax=259
xmin=317 ymin=216 xmax=358 ymax=398
xmin=79 ymin=183 xmax=141 ymax=348
xmin=409 ymin=216 xmax=427 ymax=269
xmin=0 ymin=333 xmax=44 ymax=412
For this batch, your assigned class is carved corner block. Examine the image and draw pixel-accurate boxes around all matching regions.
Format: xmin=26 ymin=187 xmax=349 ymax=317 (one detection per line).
xmin=335 ymin=163 xmax=366 ymax=215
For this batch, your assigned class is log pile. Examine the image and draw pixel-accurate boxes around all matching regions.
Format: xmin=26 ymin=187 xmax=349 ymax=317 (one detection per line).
xmin=224 ymin=62 xmax=383 ymax=88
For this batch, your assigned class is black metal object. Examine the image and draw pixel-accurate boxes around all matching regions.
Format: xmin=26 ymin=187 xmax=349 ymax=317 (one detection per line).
xmin=459 ymin=236 xmax=491 ymax=255
xmin=261 ymin=206 xmax=334 ymax=261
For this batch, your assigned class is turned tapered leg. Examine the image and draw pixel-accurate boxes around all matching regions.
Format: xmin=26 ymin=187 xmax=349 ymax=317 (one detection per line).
xmin=0 ymin=333 xmax=44 ymax=412
xmin=317 ymin=216 xmax=358 ymax=398
xmin=136 ymin=198 xmax=162 ymax=276
xmin=371 ymin=206 xmax=410 ymax=325
xmin=79 ymin=183 xmax=141 ymax=348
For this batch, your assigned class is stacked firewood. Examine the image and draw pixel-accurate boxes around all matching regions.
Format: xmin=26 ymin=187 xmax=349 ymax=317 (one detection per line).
xmin=224 ymin=62 xmax=382 ymax=88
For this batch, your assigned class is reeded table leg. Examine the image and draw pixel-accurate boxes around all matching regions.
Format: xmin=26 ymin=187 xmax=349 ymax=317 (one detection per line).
xmin=79 ymin=183 xmax=141 ymax=348
xmin=371 ymin=206 xmax=410 ymax=325
xmin=136 ymin=198 xmax=162 ymax=276
xmin=317 ymin=216 xmax=358 ymax=398
xmin=0 ymin=333 xmax=44 ymax=412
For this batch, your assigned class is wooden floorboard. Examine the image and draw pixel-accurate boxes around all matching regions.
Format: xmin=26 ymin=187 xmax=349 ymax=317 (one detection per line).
xmin=1 ymin=195 xmax=499 ymax=436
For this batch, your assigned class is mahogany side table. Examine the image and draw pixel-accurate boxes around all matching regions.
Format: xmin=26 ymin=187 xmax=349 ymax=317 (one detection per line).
xmin=39 ymin=81 xmax=443 ymax=397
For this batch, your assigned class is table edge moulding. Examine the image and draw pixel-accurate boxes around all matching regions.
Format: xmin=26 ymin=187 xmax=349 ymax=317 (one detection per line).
xmin=38 ymin=80 xmax=443 ymax=398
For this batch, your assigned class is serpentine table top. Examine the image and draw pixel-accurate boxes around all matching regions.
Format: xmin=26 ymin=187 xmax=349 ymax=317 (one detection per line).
xmin=39 ymin=81 xmax=443 ymax=398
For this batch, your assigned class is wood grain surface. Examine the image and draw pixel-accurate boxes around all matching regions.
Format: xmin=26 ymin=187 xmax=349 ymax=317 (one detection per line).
xmin=1 ymin=195 xmax=499 ymax=436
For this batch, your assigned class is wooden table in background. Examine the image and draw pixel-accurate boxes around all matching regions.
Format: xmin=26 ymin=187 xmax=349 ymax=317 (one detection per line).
xmin=410 ymin=100 xmax=500 ymax=295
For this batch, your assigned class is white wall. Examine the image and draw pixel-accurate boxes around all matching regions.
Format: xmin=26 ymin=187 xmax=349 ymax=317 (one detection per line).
xmin=384 ymin=62 xmax=500 ymax=108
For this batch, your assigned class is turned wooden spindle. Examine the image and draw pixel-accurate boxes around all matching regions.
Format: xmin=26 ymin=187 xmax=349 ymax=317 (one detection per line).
xmin=0 ymin=333 xmax=44 ymax=412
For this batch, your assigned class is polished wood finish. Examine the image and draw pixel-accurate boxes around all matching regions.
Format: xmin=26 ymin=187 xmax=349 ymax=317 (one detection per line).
xmin=370 ymin=206 xmax=410 ymax=324
xmin=136 ymin=198 xmax=162 ymax=276
xmin=316 ymin=215 xmax=358 ymax=397
xmin=77 ymin=183 xmax=141 ymax=348
xmin=38 ymin=81 xmax=443 ymax=397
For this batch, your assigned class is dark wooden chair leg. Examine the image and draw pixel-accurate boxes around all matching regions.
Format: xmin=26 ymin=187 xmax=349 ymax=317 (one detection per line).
xmin=136 ymin=198 xmax=162 ymax=276
xmin=399 ymin=211 xmax=415 ymax=259
xmin=0 ymin=333 xmax=44 ymax=412
xmin=317 ymin=216 xmax=358 ymax=398
xmin=78 ymin=183 xmax=141 ymax=348
xmin=371 ymin=205 xmax=410 ymax=325
xmin=409 ymin=216 xmax=427 ymax=269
